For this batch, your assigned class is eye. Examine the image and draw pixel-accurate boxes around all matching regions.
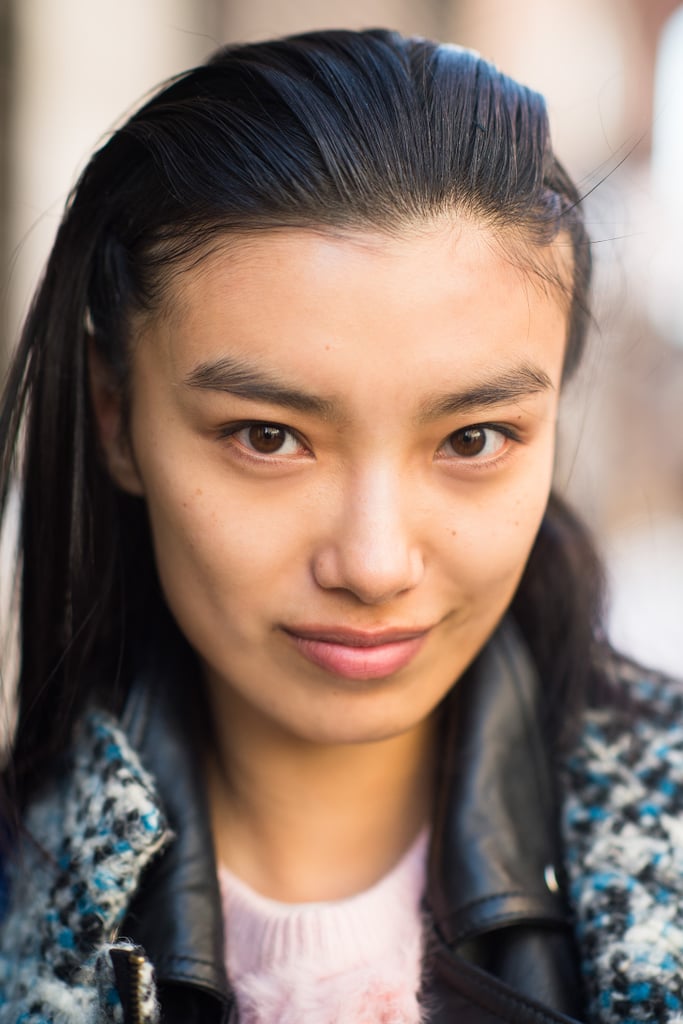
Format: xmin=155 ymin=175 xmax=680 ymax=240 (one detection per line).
xmin=439 ymin=425 xmax=509 ymax=461
xmin=222 ymin=422 xmax=306 ymax=458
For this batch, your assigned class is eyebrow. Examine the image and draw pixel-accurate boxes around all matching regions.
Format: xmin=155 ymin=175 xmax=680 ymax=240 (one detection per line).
xmin=183 ymin=355 xmax=335 ymax=417
xmin=418 ymin=363 xmax=554 ymax=421
xmin=183 ymin=354 xmax=554 ymax=421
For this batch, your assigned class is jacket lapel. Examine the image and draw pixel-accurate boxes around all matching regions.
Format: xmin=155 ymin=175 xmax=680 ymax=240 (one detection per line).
xmin=425 ymin=620 xmax=583 ymax=1020
xmin=118 ymin=654 xmax=233 ymax=1020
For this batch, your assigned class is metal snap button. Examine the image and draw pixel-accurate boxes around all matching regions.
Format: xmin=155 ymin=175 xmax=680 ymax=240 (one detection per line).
xmin=544 ymin=864 xmax=559 ymax=893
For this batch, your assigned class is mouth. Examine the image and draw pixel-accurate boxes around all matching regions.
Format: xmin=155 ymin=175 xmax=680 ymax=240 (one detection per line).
xmin=282 ymin=625 xmax=432 ymax=680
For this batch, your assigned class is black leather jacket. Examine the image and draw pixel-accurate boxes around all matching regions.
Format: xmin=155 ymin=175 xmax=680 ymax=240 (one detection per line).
xmin=117 ymin=622 xmax=586 ymax=1023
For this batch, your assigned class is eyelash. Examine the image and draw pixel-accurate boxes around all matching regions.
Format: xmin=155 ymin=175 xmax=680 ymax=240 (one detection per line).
xmin=435 ymin=423 xmax=521 ymax=469
xmin=217 ymin=419 xmax=522 ymax=470
xmin=217 ymin=421 xmax=310 ymax=462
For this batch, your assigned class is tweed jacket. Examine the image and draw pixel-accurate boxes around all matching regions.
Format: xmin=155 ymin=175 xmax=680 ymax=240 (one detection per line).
xmin=0 ymin=627 xmax=682 ymax=1024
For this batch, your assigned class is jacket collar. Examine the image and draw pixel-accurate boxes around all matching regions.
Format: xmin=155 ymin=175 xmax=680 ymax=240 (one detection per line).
xmin=119 ymin=619 xmax=566 ymax=1000
xmin=119 ymin=649 xmax=232 ymax=1011
xmin=427 ymin=618 xmax=568 ymax=948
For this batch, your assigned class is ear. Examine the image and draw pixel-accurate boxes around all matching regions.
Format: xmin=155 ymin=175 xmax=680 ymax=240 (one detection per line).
xmin=88 ymin=340 xmax=145 ymax=496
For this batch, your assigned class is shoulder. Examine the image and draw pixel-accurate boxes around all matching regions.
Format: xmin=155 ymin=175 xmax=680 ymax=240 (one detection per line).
xmin=597 ymin=650 xmax=683 ymax=725
xmin=561 ymin=655 xmax=683 ymax=1022
xmin=565 ymin=653 xmax=683 ymax=793
xmin=562 ymin=652 xmax=683 ymax=856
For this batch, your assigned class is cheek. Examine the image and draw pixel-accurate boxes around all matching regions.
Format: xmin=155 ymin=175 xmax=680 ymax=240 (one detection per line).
xmin=138 ymin=454 xmax=311 ymax=621
xmin=440 ymin=465 xmax=553 ymax=600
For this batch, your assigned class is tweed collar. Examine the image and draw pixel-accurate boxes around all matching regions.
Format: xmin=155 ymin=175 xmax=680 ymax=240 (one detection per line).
xmin=0 ymin=712 xmax=171 ymax=1023
xmin=562 ymin=664 xmax=683 ymax=1024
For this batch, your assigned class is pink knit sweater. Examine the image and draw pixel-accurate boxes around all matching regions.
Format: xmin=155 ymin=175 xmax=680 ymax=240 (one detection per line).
xmin=218 ymin=829 xmax=429 ymax=1023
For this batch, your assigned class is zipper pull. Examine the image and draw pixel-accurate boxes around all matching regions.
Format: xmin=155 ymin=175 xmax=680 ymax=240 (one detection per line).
xmin=108 ymin=944 xmax=159 ymax=1024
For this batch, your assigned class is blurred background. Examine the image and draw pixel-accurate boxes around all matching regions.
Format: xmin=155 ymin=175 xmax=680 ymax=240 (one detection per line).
xmin=0 ymin=0 xmax=682 ymax=673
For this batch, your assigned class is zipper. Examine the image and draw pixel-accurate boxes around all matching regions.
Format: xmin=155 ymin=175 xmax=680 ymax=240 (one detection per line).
xmin=109 ymin=944 xmax=149 ymax=1024
xmin=126 ymin=949 xmax=145 ymax=1024
xmin=109 ymin=943 xmax=236 ymax=1022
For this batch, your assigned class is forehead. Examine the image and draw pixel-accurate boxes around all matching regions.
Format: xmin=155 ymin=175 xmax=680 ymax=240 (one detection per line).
xmin=160 ymin=216 xmax=571 ymax=312
xmin=137 ymin=218 xmax=571 ymax=395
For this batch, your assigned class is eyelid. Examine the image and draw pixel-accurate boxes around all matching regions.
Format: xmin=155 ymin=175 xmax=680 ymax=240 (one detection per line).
xmin=436 ymin=422 xmax=522 ymax=466
xmin=468 ymin=423 xmax=521 ymax=443
xmin=217 ymin=419 xmax=311 ymax=461
xmin=215 ymin=418 xmax=522 ymax=469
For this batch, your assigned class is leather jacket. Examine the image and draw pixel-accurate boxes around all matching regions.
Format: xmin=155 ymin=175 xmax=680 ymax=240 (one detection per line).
xmin=116 ymin=621 xmax=586 ymax=1023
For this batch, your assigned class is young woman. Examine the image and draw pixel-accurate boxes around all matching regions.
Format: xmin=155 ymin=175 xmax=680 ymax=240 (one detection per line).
xmin=0 ymin=28 xmax=681 ymax=1024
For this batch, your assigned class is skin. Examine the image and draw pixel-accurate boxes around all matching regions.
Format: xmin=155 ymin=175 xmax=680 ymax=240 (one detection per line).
xmin=93 ymin=217 xmax=570 ymax=900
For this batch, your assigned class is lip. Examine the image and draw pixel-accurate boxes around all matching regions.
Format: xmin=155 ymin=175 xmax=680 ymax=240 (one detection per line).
xmin=283 ymin=625 xmax=431 ymax=680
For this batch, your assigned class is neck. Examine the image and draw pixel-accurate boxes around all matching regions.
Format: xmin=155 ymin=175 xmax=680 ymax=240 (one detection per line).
xmin=205 ymin=688 xmax=436 ymax=903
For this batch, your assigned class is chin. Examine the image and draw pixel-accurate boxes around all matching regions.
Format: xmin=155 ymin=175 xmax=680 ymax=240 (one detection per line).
xmin=287 ymin=694 xmax=440 ymax=747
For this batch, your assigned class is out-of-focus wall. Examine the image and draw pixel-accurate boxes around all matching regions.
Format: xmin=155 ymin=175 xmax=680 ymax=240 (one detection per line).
xmin=218 ymin=0 xmax=444 ymax=42
xmin=4 ymin=0 xmax=220 ymax=356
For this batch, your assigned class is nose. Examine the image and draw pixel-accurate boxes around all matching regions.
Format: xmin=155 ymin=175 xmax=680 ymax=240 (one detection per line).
xmin=312 ymin=466 xmax=425 ymax=605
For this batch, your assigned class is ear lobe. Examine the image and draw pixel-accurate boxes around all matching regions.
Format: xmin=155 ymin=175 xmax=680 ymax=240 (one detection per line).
xmin=88 ymin=340 xmax=145 ymax=496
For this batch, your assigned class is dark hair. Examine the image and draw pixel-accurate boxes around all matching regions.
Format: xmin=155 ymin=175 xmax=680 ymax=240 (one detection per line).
xmin=0 ymin=28 xmax=602 ymax=807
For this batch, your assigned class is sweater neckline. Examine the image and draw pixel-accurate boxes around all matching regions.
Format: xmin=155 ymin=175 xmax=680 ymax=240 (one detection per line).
xmin=218 ymin=827 xmax=429 ymax=975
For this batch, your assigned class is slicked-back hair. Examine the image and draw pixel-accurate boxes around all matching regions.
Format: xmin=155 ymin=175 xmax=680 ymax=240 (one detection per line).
xmin=0 ymin=29 xmax=601 ymax=807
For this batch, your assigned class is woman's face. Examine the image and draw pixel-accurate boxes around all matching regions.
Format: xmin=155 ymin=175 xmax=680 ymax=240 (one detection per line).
xmin=105 ymin=219 xmax=569 ymax=745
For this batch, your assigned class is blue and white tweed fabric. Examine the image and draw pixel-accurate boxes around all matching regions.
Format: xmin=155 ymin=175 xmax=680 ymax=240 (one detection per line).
xmin=563 ymin=667 xmax=683 ymax=1024
xmin=0 ymin=712 xmax=172 ymax=1024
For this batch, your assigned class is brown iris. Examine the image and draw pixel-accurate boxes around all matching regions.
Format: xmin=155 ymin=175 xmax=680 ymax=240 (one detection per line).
xmin=247 ymin=424 xmax=288 ymax=453
xmin=448 ymin=427 xmax=487 ymax=457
